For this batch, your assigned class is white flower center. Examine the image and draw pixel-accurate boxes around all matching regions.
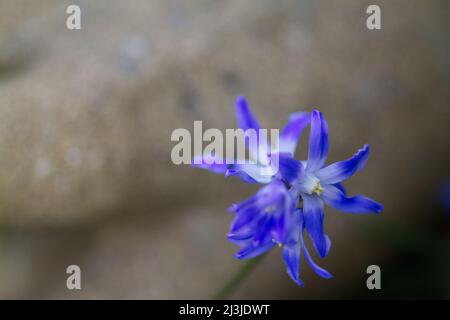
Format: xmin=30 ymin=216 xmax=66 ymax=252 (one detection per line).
xmin=264 ymin=205 xmax=277 ymax=214
xmin=311 ymin=182 xmax=324 ymax=196
xmin=297 ymin=173 xmax=323 ymax=196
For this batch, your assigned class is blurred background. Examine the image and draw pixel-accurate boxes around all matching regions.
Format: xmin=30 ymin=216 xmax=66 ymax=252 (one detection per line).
xmin=0 ymin=0 xmax=449 ymax=299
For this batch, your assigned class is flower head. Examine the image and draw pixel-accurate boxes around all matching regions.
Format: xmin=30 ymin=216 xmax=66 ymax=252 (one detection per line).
xmin=286 ymin=110 xmax=383 ymax=258
xmin=228 ymin=180 xmax=295 ymax=259
xmin=192 ymin=97 xmax=383 ymax=285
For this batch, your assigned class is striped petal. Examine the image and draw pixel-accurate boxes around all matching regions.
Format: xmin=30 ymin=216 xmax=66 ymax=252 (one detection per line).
xmin=316 ymin=144 xmax=370 ymax=184
xmin=306 ymin=110 xmax=329 ymax=172
xmin=322 ymin=185 xmax=383 ymax=214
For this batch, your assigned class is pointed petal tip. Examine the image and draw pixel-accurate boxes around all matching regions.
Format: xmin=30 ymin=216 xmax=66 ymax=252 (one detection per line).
xmin=234 ymin=95 xmax=262 ymax=134
xmin=228 ymin=204 xmax=238 ymax=212
xmin=286 ymin=267 xmax=304 ymax=286
xmin=235 ymin=96 xmax=250 ymax=118
xmin=375 ymin=203 xmax=384 ymax=214
xmin=360 ymin=144 xmax=370 ymax=155
xmin=227 ymin=233 xmax=239 ymax=240
xmin=318 ymin=246 xmax=328 ymax=258
xmin=286 ymin=265 xmax=305 ymax=286
xmin=366 ymin=199 xmax=384 ymax=214
xmin=293 ymin=278 xmax=305 ymax=286
xmin=235 ymin=95 xmax=248 ymax=108
xmin=311 ymin=109 xmax=323 ymax=118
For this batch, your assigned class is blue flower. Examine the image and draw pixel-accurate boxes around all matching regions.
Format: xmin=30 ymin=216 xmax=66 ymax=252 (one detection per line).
xmin=192 ymin=97 xmax=383 ymax=286
xmin=286 ymin=110 xmax=384 ymax=258
xmin=227 ymin=180 xmax=296 ymax=259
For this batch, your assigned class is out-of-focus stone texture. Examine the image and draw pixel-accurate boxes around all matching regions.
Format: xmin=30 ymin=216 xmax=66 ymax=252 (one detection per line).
xmin=0 ymin=0 xmax=449 ymax=298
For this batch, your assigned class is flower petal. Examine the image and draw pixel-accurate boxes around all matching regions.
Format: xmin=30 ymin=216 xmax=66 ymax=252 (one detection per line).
xmin=302 ymin=194 xmax=328 ymax=258
xmin=235 ymin=241 xmax=275 ymax=259
xmin=192 ymin=154 xmax=266 ymax=184
xmin=229 ymin=207 xmax=260 ymax=233
xmin=322 ymin=185 xmax=383 ymax=214
xmin=316 ymin=144 xmax=370 ymax=184
xmin=282 ymin=242 xmax=304 ymax=286
xmin=235 ymin=96 xmax=270 ymax=163
xmin=333 ymin=182 xmax=347 ymax=195
xmin=306 ymin=110 xmax=329 ymax=172
xmin=228 ymin=180 xmax=293 ymax=248
xmin=235 ymin=96 xmax=261 ymax=132
xmin=227 ymin=231 xmax=253 ymax=246
xmin=227 ymin=163 xmax=274 ymax=184
xmin=272 ymin=196 xmax=296 ymax=244
xmin=192 ymin=154 xmax=229 ymax=174
xmin=300 ymin=233 xmax=333 ymax=279
xmin=273 ymin=152 xmax=303 ymax=184
xmin=225 ymin=166 xmax=258 ymax=183
xmin=279 ymin=112 xmax=311 ymax=155
xmin=252 ymin=215 xmax=274 ymax=246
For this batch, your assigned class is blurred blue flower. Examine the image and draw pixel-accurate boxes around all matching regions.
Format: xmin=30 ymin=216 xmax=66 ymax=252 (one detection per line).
xmin=227 ymin=180 xmax=295 ymax=259
xmin=193 ymin=96 xmax=310 ymax=184
xmin=192 ymin=97 xmax=382 ymax=285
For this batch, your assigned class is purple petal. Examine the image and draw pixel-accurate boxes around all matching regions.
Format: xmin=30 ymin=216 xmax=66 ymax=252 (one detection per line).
xmin=282 ymin=242 xmax=304 ymax=286
xmin=279 ymin=111 xmax=311 ymax=155
xmin=322 ymin=185 xmax=383 ymax=214
xmin=191 ymin=154 xmax=228 ymax=174
xmin=300 ymin=233 xmax=333 ymax=279
xmin=229 ymin=207 xmax=260 ymax=233
xmin=229 ymin=180 xmax=293 ymax=241
xmin=272 ymin=196 xmax=296 ymax=244
xmin=316 ymin=144 xmax=370 ymax=184
xmin=235 ymin=96 xmax=269 ymax=162
xmin=235 ymin=96 xmax=261 ymax=131
xmin=252 ymin=215 xmax=274 ymax=246
xmin=284 ymin=208 xmax=303 ymax=245
xmin=225 ymin=167 xmax=258 ymax=184
xmin=228 ymin=163 xmax=274 ymax=184
xmin=302 ymin=194 xmax=328 ymax=258
xmin=306 ymin=110 xmax=329 ymax=172
xmin=235 ymin=241 xmax=275 ymax=260
xmin=274 ymin=152 xmax=303 ymax=184
xmin=333 ymin=182 xmax=347 ymax=195
xmin=227 ymin=231 xmax=254 ymax=246
xmin=192 ymin=154 xmax=268 ymax=184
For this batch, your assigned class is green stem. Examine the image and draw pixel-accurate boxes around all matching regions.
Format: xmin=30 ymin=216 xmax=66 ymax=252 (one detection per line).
xmin=214 ymin=253 xmax=267 ymax=300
